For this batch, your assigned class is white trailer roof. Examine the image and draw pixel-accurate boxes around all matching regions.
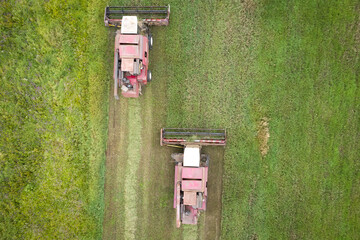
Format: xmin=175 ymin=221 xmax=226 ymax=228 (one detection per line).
xmin=183 ymin=146 xmax=200 ymax=167
xmin=121 ymin=16 xmax=138 ymax=34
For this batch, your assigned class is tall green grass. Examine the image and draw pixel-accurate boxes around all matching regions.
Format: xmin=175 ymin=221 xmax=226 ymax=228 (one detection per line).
xmin=221 ymin=1 xmax=360 ymax=239
xmin=0 ymin=0 xmax=108 ymax=238
xmin=152 ymin=0 xmax=359 ymax=238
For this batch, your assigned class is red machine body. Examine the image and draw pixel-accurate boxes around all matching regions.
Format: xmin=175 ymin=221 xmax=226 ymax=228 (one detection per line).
xmin=113 ymin=34 xmax=149 ymax=98
xmin=174 ymin=162 xmax=208 ymax=226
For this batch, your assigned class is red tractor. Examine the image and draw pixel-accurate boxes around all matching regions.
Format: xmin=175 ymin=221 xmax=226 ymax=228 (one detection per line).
xmin=160 ymin=128 xmax=226 ymax=228
xmin=104 ymin=6 xmax=170 ymax=99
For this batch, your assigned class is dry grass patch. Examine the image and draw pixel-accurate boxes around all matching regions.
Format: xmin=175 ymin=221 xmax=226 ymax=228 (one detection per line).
xmin=257 ymin=117 xmax=270 ymax=157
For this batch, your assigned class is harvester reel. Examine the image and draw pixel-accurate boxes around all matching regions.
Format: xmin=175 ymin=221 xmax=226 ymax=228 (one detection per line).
xmin=104 ymin=5 xmax=170 ymax=27
xmin=161 ymin=128 xmax=226 ymax=146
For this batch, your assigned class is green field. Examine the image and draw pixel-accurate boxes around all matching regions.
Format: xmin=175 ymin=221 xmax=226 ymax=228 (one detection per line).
xmin=1 ymin=0 xmax=359 ymax=239
xmin=0 ymin=0 xmax=109 ymax=238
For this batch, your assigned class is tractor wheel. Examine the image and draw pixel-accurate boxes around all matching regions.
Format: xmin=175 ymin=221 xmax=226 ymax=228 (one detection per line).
xmin=201 ymin=154 xmax=210 ymax=167
xmin=147 ymin=70 xmax=152 ymax=83
xmin=148 ymin=34 xmax=153 ymax=50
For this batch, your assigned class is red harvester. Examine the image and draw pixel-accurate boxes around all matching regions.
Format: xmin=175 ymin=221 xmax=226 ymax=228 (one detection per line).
xmin=160 ymin=128 xmax=226 ymax=228
xmin=104 ymin=5 xmax=170 ymax=99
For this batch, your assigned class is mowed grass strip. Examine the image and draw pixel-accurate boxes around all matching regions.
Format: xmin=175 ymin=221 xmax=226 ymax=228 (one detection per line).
xmin=182 ymin=224 xmax=199 ymax=240
xmin=136 ymin=32 xmax=182 ymax=239
xmin=124 ymin=99 xmax=143 ymax=239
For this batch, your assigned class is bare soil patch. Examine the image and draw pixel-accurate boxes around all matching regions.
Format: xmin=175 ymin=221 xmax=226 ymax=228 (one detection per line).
xmin=257 ymin=118 xmax=270 ymax=157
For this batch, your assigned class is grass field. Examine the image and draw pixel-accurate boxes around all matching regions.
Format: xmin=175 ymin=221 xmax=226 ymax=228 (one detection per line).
xmin=1 ymin=0 xmax=359 ymax=239
xmin=222 ymin=1 xmax=360 ymax=239
xmin=104 ymin=0 xmax=360 ymax=239
xmin=1 ymin=0 xmax=108 ymax=238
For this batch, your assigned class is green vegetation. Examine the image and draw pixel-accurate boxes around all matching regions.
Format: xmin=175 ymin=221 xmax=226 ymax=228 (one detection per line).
xmin=104 ymin=0 xmax=359 ymax=239
xmin=155 ymin=0 xmax=360 ymax=238
xmin=221 ymin=1 xmax=360 ymax=239
xmin=0 ymin=0 xmax=108 ymax=238
xmin=1 ymin=0 xmax=359 ymax=239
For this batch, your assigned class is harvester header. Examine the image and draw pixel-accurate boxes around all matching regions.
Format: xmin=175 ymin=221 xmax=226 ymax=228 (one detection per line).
xmin=161 ymin=128 xmax=226 ymax=146
xmin=104 ymin=5 xmax=170 ymax=27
